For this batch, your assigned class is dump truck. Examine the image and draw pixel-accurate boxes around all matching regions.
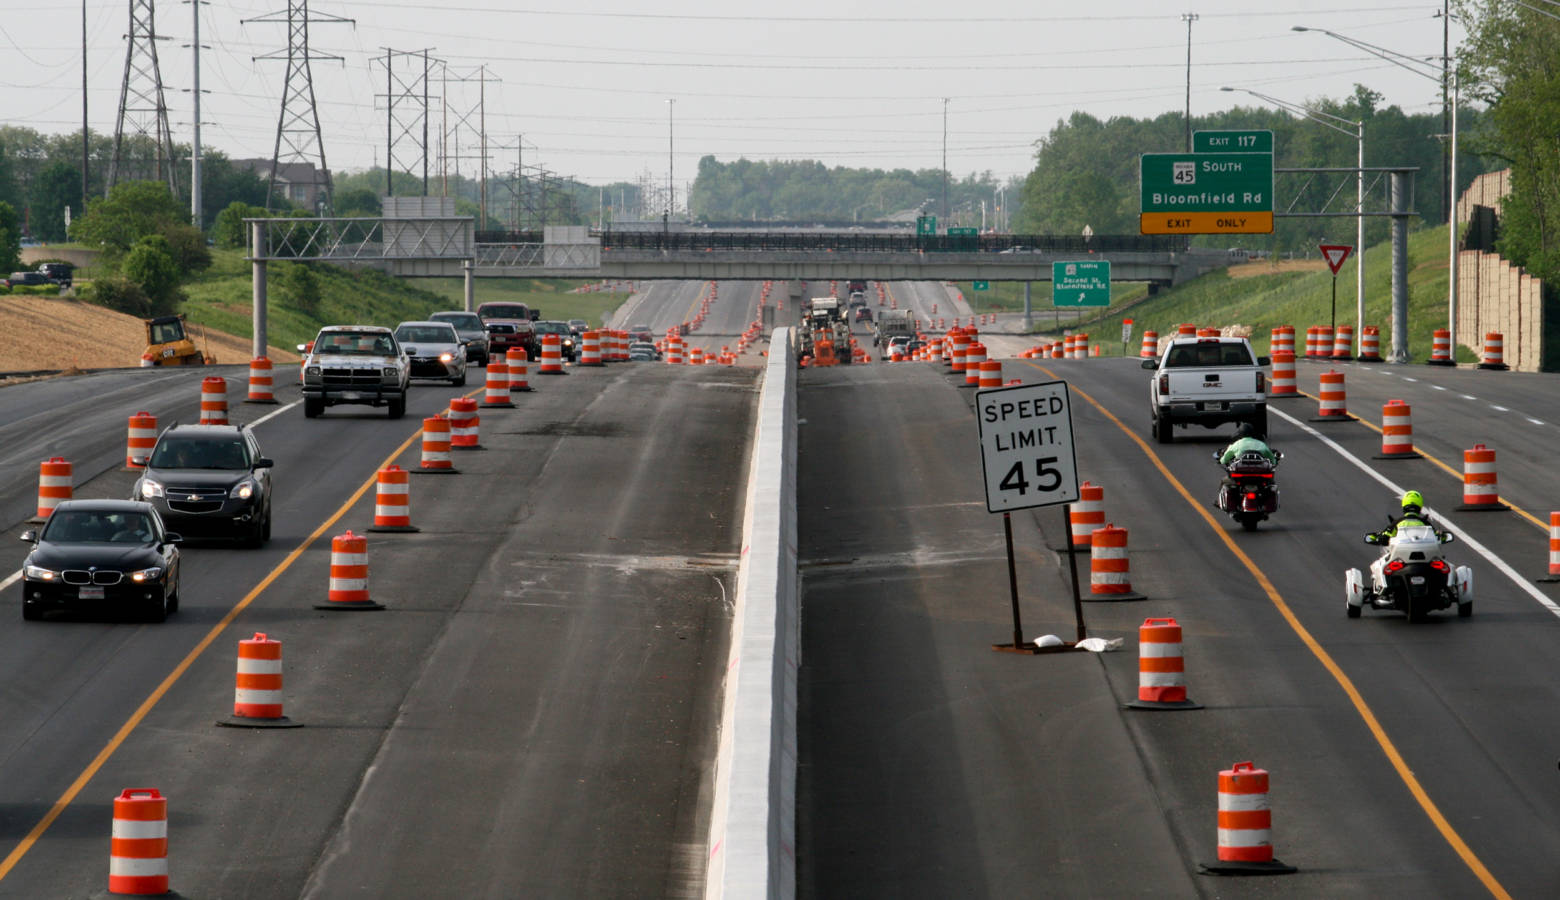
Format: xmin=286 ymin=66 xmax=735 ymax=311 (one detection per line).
xmin=141 ymin=314 xmax=214 ymax=366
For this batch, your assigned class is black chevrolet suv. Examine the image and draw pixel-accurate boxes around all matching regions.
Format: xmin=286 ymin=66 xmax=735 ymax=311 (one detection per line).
xmin=132 ymin=424 xmax=274 ymax=546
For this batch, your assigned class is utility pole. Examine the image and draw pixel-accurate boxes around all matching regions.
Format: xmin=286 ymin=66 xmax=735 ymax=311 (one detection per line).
xmin=246 ymin=0 xmax=352 ymax=213
xmin=81 ymin=0 xmax=89 ymax=206
xmin=666 ymin=98 xmax=675 ymax=218
xmin=942 ymin=97 xmax=950 ymax=220
xmin=1182 ymin=12 xmax=1198 ymax=151
xmin=185 ymin=0 xmax=207 ymax=228
xmin=110 ymin=0 xmax=179 ymax=196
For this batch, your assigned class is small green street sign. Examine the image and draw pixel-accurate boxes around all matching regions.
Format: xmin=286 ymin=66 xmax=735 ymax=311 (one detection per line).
xmin=947 ymin=227 xmax=978 ymax=235
xmin=916 ymin=215 xmax=937 ymax=235
xmin=947 ymin=226 xmax=978 ymax=251
xmin=972 ymin=280 xmax=989 ymax=291
xmin=1052 ymin=260 xmax=1111 ymax=307
xmin=1193 ymin=129 xmax=1274 ymax=154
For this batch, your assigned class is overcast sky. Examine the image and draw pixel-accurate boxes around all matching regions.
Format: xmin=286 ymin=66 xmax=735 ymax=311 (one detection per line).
xmin=6 ymin=1 xmax=1459 ymax=193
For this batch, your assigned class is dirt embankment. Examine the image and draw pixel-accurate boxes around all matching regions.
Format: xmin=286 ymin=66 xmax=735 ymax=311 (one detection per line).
xmin=1226 ymin=259 xmax=1328 ymax=278
xmin=0 ymin=296 xmax=297 ymax=374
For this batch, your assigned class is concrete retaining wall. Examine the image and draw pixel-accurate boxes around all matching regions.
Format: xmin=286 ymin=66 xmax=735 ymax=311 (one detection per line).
xmin=1457 ymin=249 xmax=1546 ymax=371
xmin=704 ymin=327 xmax=798 ymax=900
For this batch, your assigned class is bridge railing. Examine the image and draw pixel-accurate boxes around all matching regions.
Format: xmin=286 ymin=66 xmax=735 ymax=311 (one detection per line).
xmin=590 ymin=231 xmax=1190 ymax=254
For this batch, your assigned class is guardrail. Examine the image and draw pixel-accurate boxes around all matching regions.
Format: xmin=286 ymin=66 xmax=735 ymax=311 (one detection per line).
xmin=705 ymin=327 xmax=798 ymax=899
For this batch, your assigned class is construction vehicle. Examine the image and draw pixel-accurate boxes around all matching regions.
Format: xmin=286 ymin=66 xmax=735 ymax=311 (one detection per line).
xmin=141 ymin=314 xmax=214 ymax=367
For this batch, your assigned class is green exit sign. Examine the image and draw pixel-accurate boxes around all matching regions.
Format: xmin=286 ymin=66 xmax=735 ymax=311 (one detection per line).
xmin=972 ymin=280 xmax=989 ymax=291
xmin=1193 ymin=129 xmax=1274 ymax=154
xmin=1052 ymin=260 xmax=1111 ymax=307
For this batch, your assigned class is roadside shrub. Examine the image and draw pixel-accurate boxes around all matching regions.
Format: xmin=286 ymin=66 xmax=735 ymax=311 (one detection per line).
xmin=83 ymin=275 xmax=152 ymax=317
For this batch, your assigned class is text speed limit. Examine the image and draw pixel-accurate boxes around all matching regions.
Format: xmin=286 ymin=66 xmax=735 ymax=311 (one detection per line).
xmin=975 ymin=380 xmax=1080 ymax=513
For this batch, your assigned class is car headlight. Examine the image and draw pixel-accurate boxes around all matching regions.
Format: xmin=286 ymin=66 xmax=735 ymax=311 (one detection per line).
xmin=230 ymin=479 xmax=256 ymax=500
xmin=305 ymin=366 xmax=321 ymax=381
xmin=139 ymin=479 xmax=164 ymax=500
xmin=24 ymin=564 xmax=57 ymax=581
xmin=129 ymin=567 xmax=164 ymax=583
xmin=382 ymin=366 xmax=399 ymax=378
xmin=439 ymin=352 xmax=454 ymax=363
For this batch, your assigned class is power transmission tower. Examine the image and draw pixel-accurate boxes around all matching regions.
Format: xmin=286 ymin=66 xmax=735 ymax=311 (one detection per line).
xmin=441 ymin=64 xmax=500 ymax=229
xmin=245 ymin=0 xmax=352 ymax=213
xmin=374 ymin=47 xmax=438 ymax=197
xmin=109 ymin=0 xmax=179 ymax=196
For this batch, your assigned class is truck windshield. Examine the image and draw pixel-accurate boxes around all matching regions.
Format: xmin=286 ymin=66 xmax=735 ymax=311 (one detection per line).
xmin=1166 ymin=344 xmax=1253 ymax=367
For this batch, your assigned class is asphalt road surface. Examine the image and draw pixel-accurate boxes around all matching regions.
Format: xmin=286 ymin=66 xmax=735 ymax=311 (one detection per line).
xmin=797 ymin=349 xmax=1560 ymax=899
xmin=0 ymin=330 xmax=757 ymax=894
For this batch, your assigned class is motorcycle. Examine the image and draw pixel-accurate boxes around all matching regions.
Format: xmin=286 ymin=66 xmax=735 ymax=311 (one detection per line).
xmin=1213 ymin=449 xmax=1281 ymax=531
xmin=1345 ymin=521 xmax=1473 ymax=621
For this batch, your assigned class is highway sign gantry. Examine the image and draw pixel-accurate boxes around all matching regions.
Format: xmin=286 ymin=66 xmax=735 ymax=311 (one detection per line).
xmin=1052 ymin=260 xmax=1111 ymax=307
xmin=1139 ymin=152 xmax=1274 ymax=235
xmin=976 ymin=380 xmax=1080 ymax=513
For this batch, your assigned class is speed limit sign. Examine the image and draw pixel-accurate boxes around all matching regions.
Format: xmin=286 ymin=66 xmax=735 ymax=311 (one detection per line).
xmin=975 ymin=380 xmax=1080 ymax=513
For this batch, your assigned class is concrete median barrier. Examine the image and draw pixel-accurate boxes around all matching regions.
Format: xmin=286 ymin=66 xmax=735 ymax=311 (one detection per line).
xmin=705 ymin=326 xmax=797 ymax=900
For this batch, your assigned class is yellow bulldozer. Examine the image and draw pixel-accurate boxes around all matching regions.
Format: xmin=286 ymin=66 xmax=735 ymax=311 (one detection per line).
xmin=141 ymin=314 xmax=215 ymax=366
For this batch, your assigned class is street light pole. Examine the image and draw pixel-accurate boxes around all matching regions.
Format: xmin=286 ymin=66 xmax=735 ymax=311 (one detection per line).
xmin=1182 ymin=12 xmax=1199 ymax=151
xmin=1222 ymin=85 xmax=1365 ymax=355
xmin=942 ymin=97 xmax=950 ymax=221
xmin=1294 ymin=25 xmax=1454 ymax=359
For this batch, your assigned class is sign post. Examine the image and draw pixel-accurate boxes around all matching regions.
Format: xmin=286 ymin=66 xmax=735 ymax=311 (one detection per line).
xmin=1121 ymin=318 xmax=1134 ymax=357
xmin=975 ymin=380 xmax=1085 ymax=653
xmin=1319 ymin=244 xmax=1354 ymax=336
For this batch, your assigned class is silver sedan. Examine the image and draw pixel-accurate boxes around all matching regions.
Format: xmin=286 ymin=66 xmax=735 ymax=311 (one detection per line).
xmin=394 ymin=321 xmax=468 ymax=385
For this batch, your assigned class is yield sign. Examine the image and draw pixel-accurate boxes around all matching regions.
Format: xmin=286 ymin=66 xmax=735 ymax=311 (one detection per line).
xmin=1319 ymin=243 xmax=1354 ymax=275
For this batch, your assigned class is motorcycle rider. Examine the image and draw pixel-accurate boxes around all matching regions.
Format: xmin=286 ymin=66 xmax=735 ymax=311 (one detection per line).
xmin=1371 ymin=490 xmax=1440 ymax=541
xmin=1218 ymin=422 xmax=1277 ymax=466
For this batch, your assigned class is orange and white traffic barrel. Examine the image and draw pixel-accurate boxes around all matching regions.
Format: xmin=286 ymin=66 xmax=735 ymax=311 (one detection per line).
xmin=538 ymin=333 xmax=566 ymax=375
xmin=1543 ymin=512 xmax=1560 ymax=582
xmin=1303 ymin=326 xmax=1319 ymax=359
xmin=1086 ymin=525 xmax=1146 ymax=601
xmin=416 ymin=417 xmax=458 ymax=474
xmin=1374 ymin=400 xmax=1418 ymax=459
xmin=244 ymin=357 xmax=278 ymax=403
xmin=217 ymin=632 xmax=302 ymax=727
xmin=448 ymin=397 xmax=481 ymax=450
xmin=32 ymin=456 xmax=71 ymax=522
xmin=1197 ymin=327 xmax=1219 ymax=338
xmin=1478 ymin=332 xmax=1509 ymax=370
xmin=1066 ymin=482 xmax=1105 ymax=551
xmin=978 ymin=360 xmax=1002 ymax=389
xmin=482 ymin=356 xmax=513 ymax=407
xmin=1331 ymin=324 xmax=1353 ymax=359
xmin=109 ymin=788 xmax=169 ymax=895
xmin=689 ymin=346 xmax=704 ymax=366
xmin=1201 ymin=761 xmax=1295 ymax=874
xmin=367 ymin=464 xmax=418 ymax=532
xmin=1125 ymin=617 xmax=1201 ymax=710
xmin=1177 ymin=322 xmax=1196 ymax=337
xmin=1050 ymin=341 xmax=1063 ymax=359
xmin=316 ymin=530 xmax=384 ymax=610
xmin=507 ymin=347 xmax=532 ymax=392
xmin=1140 ymin=330 xmax=1158 ymax=358
xmin=1457 ymin=443 xmax=1506 ymax=511
xmin=950 ymin=332 xmax=971 ymax=372
xmin=1357 ymin=326 xmax=1383 ymax=361
xmin=1428 ymin=328 xmax=1455 ymax=366
xmin=579 ymin=331 xmax=604 ymax=366
xmin=1312 ymin=370 xmax=1348 ymax=420
xmin=126 ymin=411 xmax=157 ymax=469
xmin=199 ymin=376 xmax=228 ymax=425
xmin=963 ymin=343 xmax=987 ymax=387
xmin=1089 ymin=343 xmax=1100 ymax=357
xmin=1268 ymin=352 xmax=1297 ymax=397
xmin=1314 ymin=325 xmax=1334 ymax=360
xmin=666 ymin=338 xmax=684 ymax=365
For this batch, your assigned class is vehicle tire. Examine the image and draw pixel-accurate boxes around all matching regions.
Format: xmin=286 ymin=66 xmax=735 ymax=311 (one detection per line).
xmin=1458 ymin=598 xmax=1472 ymax=618
xmin=146 ymin=593 xmax=168 ymax=624
xmin=1154 ymin=414 xmax=1173 ymax=444
xmin=304 ymin=397 xmax=323 ymax=418
xmin=452 ymin=369 xmax=467 ymax=387
xmin=167 ymin=581 xmax=179 ymax=614
xmin=21 ymin=602 xmax=40 ymax=621
xmin=388 ymin=397 xmax=406 ymax=419
xmin=1248 ymin=411 xmax=1268 ymax=439
xmin=262 ymin=510 xmax=272 ymax=542
xmin=1406 ymin=596 xmax=1426 ymax=623
xmin=1346 ymin=600 xmax=1361 ymax=618
xmin=1240 ymin=514 xmax=1260 ymax=532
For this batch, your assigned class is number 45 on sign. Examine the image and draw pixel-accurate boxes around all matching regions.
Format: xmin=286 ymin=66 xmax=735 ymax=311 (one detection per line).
xmin=975 ymin=380 xmax=1080 ymax=512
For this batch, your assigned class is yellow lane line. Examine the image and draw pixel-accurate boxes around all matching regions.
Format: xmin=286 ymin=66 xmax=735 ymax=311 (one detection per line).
xmin=0 ymin=427 xmax=426 ymax=883
xmin=1293 ymin=386 xmax=1548 ymax=530
xmin=1026 ymin=361 xmax=1512 ymax=900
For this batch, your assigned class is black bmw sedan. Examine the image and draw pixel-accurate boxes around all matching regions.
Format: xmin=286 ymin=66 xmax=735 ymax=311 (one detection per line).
xmin=19 ymin=500 xmax=182 ymax=622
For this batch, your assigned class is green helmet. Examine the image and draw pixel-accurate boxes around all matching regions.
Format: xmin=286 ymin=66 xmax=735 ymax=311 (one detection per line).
xmin=1401 ymin=490 xmax=1424 ymax=512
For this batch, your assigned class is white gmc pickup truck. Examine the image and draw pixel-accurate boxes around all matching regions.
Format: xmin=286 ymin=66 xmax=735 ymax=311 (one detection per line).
xmin=1143 ymin=335 xmax=1269 ymax=443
